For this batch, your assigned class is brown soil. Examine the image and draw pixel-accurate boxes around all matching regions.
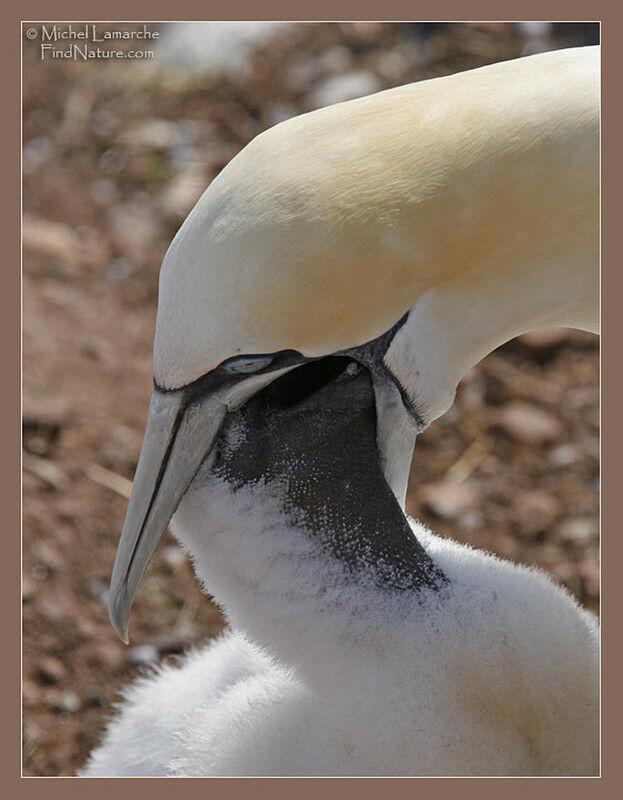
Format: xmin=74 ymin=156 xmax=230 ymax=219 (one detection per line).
xmin=22 ymin=22 xmax=599 ymax=776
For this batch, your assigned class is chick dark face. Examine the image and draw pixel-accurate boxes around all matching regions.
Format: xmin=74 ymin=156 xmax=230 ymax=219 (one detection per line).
xmin=208 ymin=357 xmax=443 ymax=594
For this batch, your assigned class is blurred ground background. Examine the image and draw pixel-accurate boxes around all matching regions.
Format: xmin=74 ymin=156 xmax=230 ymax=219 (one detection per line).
xmin=22 ymin=21 xmax=600 ymax=776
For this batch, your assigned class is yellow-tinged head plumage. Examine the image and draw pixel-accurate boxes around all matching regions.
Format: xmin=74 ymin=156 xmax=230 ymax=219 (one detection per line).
xmin=153 ymin=45 xmax=598 ymax=389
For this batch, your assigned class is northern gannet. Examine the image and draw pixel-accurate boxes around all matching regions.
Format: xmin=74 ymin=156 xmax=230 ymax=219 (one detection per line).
xmin=84 ymin=45 xmax=599 ymax=776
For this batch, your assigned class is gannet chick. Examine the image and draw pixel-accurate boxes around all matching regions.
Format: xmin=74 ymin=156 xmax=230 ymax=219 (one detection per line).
xmin=84 ymin=360 xmax=598 ymax=776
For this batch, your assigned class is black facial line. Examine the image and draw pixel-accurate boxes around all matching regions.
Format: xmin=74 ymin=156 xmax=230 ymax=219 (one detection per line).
xmin=124 ymin=399 xmax=187 ymax=583
xmin=152 ymin=310 xmax=424 ymax=424
xmin=339 ymin=311 xmax=426 ymax=429
xmin=153 ymin=350 xmax=311 ymax=397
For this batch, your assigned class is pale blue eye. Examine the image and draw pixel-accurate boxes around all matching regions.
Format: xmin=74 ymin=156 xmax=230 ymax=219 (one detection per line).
xmin=224 ymin=355 xmax=274 ymax=374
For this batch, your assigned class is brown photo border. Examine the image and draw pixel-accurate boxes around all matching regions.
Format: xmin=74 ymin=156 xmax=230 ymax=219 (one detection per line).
xmin=5 ymin=1 xmax=621 ymax=796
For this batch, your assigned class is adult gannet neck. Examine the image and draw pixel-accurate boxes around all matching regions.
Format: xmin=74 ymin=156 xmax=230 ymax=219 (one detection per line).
xmin=86 ymin=358 xmax=598 ymax=776
xmin=107 ymin=45 xmax=598 ymax=646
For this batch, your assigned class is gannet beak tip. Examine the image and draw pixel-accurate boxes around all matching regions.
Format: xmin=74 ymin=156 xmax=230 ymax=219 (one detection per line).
xmin=108 ymin=580 xmax=131 ymax=644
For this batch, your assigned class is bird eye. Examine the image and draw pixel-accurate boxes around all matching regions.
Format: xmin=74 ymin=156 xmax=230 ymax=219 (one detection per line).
xmin=224 ymin=355 xmax=274 ymax=375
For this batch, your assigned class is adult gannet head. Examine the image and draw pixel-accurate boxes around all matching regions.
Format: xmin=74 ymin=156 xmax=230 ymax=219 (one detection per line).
xmin=109 ymin=45 xmax=598 ymax=641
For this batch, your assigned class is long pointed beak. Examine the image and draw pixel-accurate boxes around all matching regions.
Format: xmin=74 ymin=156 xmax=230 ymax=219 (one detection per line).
xmin=108 ymin=386 xmax=227 ymax=643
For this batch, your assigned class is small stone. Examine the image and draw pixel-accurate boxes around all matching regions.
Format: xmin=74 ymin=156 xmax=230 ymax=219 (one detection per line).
xmin=38 ymin=591 xmax=73 ymax=622
xmin=31 ymin=564 xmax=49 ymax=581
xmin=31 ymin=540 xmax=64 ymax=572
xmin=90 ymin=108 xmax=118 ymax=138
xmin=99 ymin=147 xmax=126 ymax=175
xmin=23 ymin=136 xmax=56 ymax=174
xmin=494 ymin=402 xmax=564 ymax=445
xmin=127 ymin=644 xmax=159 ymax=665
xmin=515 ymin=490 xmax=561 ymax=534
xmin=23 ymin=454 xmax=69 ymax=492
xmin=106 ymin=257 xmax=135 ymax=284
xmin=375 ymin=48 xmax=411 ymax=81
xmin=89 ymin=178 xmax=119 ymax=206
xmin=519 ymin=21 xmax=553 ymax=39
xmin=56 ymin=691 xmax=81 ymax=713
xmin=288 ymin=47 xmax=354 ymax=91
xmin=41 ymin=687 xmax=61 ymax=708
xmin=555 ymin=518 xmax=599 ymax=545
xmin=566 ymin=385 xmax=598 ymax=412
xmin=457 ymin=369 xmax=485 ymax=410
xmin=306 ymin=71 xmax=382 ymax=110
xmin=91 ymin=643 xmax=125 ymax=670
xmin=76 ymin=615 xmax=97 ymax=638
xmin=159 ymin=168 xmax=207 ymax=220
xmin=23 ymin=214 xmax=82 ymax=278
xmin=36 ymin=655 xmax=66 ymax=685
xmin=23 ymin=679 xmax=43 ymax=707
xmin=549 ymin=444 xmax=581 ymax=467
xmin=162 ymin=545 xmax=186 ymax=569
xmin=319 ymin=45 xmax=353 ymax=74
xmin=107 ymin=200 xmax=159 ymax=267
xmin=119 ymin=118 xmax=182 ymax=150
xmin=168 ymin=143 xmax=199 ymax=166
xmin=419 ymin=481 xmax=476 ymax=520
xmin=24 ymin=434 xmax=48 ymax=456
xmin=458 ymin=509 xmax=484 ymax=530
xmin=89 ymin=578 xmax=109 ymax=604
xmin=23 ymin=395 xmax=71 ymax=431
xmin=288 ymin=55 xmax=326 ymax=91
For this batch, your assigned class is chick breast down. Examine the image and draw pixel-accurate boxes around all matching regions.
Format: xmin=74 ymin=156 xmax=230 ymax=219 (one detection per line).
xmin=83 ymin=520 xmax=598 ymax=778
